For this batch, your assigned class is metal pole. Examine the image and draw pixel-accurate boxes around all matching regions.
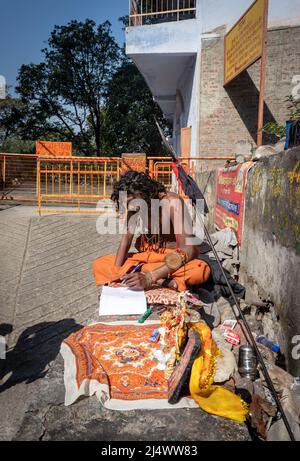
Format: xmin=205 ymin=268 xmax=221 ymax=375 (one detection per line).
xmin=37 ymin=158 xmax=41 ymax=216
xmin=103 ymin=160 xmax=107 ymax=198
xmin=2 ymin=155 xmax=6 ymax=197
xmin=70 ymin=159 xmax=73 ymax=196
xmin=257 ymin=0 xmax=269 ymax=147
xmin=78 ymin=161 xmax=80 ymax=210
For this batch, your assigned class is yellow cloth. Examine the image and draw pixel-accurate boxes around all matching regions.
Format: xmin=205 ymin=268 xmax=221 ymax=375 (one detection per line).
xmin=189 ymin=322 xmax=249 ymax=424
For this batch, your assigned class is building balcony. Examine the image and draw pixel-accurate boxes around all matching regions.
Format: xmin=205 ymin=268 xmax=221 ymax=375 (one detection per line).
xmin=129 ymin=0 xmax=197 ymax=27
xmin=126 ymin=1 xmax=200 ymax=123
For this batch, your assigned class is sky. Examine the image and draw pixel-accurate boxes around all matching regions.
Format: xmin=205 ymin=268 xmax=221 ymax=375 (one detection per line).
xmin=0 ymin=0 xmax=128 ymax=93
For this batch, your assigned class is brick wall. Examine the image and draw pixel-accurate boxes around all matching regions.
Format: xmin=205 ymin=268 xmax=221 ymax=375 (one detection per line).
xmin=198 ymin=26 xmax=300 ymax=162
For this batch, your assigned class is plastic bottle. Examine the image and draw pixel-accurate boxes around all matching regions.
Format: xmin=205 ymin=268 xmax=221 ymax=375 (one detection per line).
xmin=256 ymin=335 xmax=280 ymax=353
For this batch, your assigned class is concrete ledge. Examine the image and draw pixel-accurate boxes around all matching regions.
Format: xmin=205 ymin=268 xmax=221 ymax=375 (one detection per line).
xmin=126 ymin=19 xmax=200 ymax=55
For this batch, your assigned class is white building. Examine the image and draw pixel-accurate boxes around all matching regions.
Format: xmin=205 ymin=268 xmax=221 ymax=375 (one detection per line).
xmin=126 ymin=0 xmax=300 ymax=162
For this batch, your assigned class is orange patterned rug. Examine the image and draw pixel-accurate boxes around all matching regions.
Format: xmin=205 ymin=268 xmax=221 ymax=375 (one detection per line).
xmin=61 ymin=321 xmax=198 ymax=410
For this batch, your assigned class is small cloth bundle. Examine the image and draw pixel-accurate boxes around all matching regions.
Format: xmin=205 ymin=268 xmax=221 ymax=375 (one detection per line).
xmin=145 ymin=288 xmax=204 ymax=309
xmin=145 ymin=288 xmax=180 ymax=307
xmin=159 ymin=306 xmax=187 ymax=379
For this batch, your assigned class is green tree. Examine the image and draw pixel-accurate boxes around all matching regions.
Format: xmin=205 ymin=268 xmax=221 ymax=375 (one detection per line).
xmin=0 ymin=95 xmax=35 ymax=152
xmin=0 ymin=96 xmax=22 ymax=146
xmin=16 ymin=19 xmax=121 ymax=156
xmin=102 ymin=55 xmax=170 ymax=156
xmin=3 ymin=18 xmax=170 ymax=157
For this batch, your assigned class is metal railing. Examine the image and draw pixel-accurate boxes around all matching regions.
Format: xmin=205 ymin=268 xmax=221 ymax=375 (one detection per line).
xmin=37 ymin=156 xmax=121 ymax=215
xmin=148 ymin=155 xmax=235 ymax=184
xmin=0 ymin=153 xmax=235 ymax=214
xmin=129 ymin=0 xmax=197 ymax=26
xmin=0 ymin=153 xmax=38 ymax=201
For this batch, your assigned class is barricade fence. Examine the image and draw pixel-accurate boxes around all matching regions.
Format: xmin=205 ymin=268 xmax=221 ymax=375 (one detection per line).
xmin=0 ymin=153 xmax=235 ymax=214
xmin=0 ymin=153 xmax=37 ymax=201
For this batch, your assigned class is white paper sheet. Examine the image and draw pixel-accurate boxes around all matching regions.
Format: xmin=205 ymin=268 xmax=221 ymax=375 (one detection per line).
xmin=99 ymin=286 xmax=147 ymax=316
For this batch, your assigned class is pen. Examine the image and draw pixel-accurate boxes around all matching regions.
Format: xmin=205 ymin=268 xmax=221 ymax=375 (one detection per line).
xmin=122 ymin=263 xmax=143 ymax=285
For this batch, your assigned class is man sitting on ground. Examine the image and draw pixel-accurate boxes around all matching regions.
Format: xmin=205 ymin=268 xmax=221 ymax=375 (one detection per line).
xmin=93 ymin=171 xmax=210 ymax=292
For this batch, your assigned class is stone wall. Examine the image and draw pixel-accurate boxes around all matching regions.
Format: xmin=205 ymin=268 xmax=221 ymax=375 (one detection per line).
xmin=195 ymin=147 xmax=300 ymax=375
xmin=198 ymin=26 xmax=300 ymax=163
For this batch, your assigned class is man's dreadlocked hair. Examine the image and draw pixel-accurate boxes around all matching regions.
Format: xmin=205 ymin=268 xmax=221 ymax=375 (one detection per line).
xmin=111 ymin=171 xmax=166 ymax=209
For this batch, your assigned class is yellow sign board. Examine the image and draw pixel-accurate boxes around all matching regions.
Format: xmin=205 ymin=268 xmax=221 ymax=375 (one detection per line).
xmin=224 ymin=0 xmax=267 ymax=85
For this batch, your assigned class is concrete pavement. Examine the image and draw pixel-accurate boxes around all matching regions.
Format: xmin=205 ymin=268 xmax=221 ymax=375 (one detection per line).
xmin=0 ymin=205 xmax=251 ymax=441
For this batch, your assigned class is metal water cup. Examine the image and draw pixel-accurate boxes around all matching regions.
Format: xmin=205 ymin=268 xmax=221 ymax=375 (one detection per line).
xmin=238 ymin=345 xmax=257 ymax=381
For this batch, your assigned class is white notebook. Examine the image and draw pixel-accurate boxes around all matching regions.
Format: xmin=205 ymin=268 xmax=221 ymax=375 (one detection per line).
xmin=99 ymin=286 xmax=147 ymax=316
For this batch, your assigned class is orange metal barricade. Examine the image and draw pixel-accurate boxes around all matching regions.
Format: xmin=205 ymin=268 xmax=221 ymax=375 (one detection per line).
xmin=0 ymin=153 xmax=235 ymax=214
xmin=37 ymin=156 xmax=121 ymax=215
xmin=0 ymin=153 xmax=38 ymax=201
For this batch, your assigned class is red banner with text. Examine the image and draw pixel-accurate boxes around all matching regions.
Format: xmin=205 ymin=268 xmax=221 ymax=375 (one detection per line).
xmin=215 ymin=162 xmax=254 ymax=246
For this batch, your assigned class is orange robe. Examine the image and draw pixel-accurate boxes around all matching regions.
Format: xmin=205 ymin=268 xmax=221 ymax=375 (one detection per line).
xmin=92 ymin=248 xmax=211 ymax=292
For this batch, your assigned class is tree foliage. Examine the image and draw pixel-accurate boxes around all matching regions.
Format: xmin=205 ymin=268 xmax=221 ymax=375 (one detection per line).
xmin=102 ymin=56 xmax=170 ymax=156
xmin=1 ymin=19 xmax=170 ymax=156
xmin=263 ymin=94 xmax=300 ymax=140
xmin=16 ymin=19 xmax=121 ymax=155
